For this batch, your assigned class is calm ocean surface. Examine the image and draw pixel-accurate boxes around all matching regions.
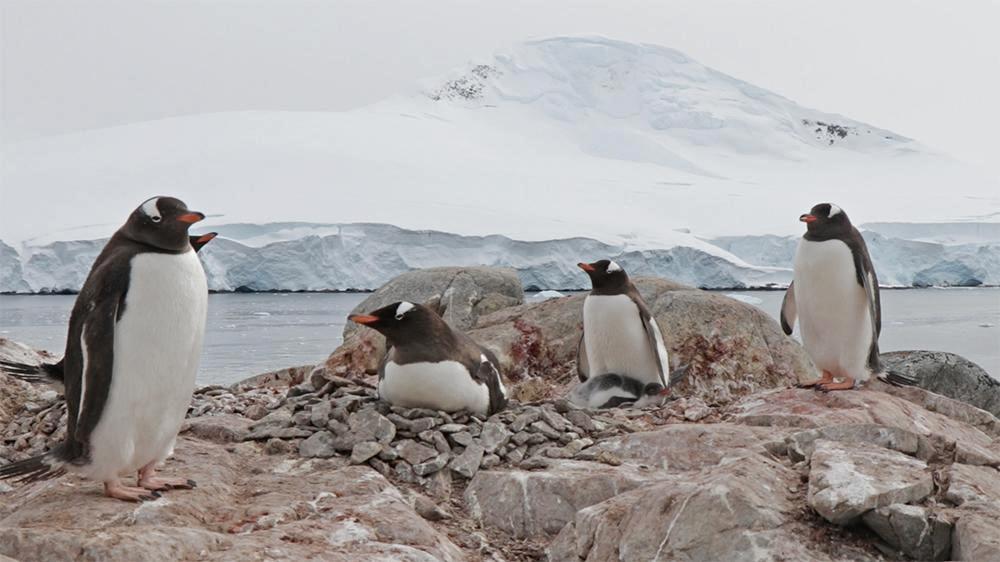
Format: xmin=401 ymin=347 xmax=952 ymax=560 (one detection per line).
xmin=1 ymin=288 xmax=997 ymax=385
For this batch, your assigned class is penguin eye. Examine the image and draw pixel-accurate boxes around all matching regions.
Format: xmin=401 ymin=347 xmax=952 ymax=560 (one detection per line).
xmin=150 ymin=215 xmax=162 ymax=223
xmin=395 ymin=313 xmax=405 ymax=320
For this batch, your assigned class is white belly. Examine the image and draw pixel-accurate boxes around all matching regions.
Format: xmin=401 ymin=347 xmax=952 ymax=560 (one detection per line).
xmin=379 ymin=360 xmax=490 ymax=415
xmin=793 ymin=239 xmax=873 ymax=380
xmin=583 ymin=294 xmax=663 ymax=385
xmin=84 ymin=250 xmax=207 ymax=480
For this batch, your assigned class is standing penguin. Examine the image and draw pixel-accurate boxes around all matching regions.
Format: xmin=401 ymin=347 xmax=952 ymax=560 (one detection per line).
xmin=781 ymin=203 xmax=881 ymax=391
xmin=348 ymin=301 xmax=507 ymax=415
xmin=576 ymin=260 xmax=671 ymax=387
xmin=0 ymin=196 xmax=209 ymax=501
xmin=1 ymin=231 xmax=218 ymax=387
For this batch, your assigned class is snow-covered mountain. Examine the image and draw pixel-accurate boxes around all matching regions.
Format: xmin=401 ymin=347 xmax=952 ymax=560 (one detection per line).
xmin=2 ymin=36 xmax=997 ymax=291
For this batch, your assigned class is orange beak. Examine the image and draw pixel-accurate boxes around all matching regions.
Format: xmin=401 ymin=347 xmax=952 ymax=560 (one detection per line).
xmin=348 ymin=314 xmax=380 ymax=326
xmin=800 ymin=214 xmax=817 ymax=223
xmin=195 ymin=232 xmax=217 ymax=244
xmin=577 ymin=262 xmax=595 ymax=272
xmin=177 ymin=212 xmax=205 ymax=224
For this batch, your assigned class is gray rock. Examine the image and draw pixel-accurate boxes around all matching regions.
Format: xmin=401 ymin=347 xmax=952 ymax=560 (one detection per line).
xmin=786 ymin=424 xmax=923 ymax=462
xmin=409 ymin=417 xmax=437 ymax=433
xmin=298 ymin=431 xmax=337 ymax=458
xmin=309 ymin=401 xmax=332 ymax=427
xmin=245 ymin=410 xmax=293 ymax=440
xmin=511 ymin=410 xmax=540 ymax=432
xmin=182 ymin=415 xmax=250 ymax=443
xmin=414 ymin=454 xmax=451 ymax=476
xmin=450 ymin=444 xmax=485 ymax=479
xmin=944 ymin=463 xmax=1000 ymax=506
xmin=342 ymin=267 xmax=524 ymax=342
xmin=350 ymin=441 xmax=383 ymax=464
xmin=466 ymin=460 xmax=664 ymax=539
xmin=349 ymin=409 xmax=397 ymax=445
xmin=529 ymin=421 xmax=561 ymax=439
xmin=952 ymin=503 xmax=1000 ymax=561
xmin=539 ymin=408 xmax=569 ymax=432
xmin=807 ymin=440 xmax=934 ymax=525
xmin=862 ymin=504 xmax=951 ymax=561
xmin=565 ymin=410 xmax=595 ymax=432
xmin=481 ymin=454 xmax=501 ymax=469
xmin=412 ymin=493 xmax=451 ymax=522
xmin=448 ymin=431 xmax=474 ymax=447
xmin=548 ymin=455 xmax=828 ymax=562
xmin=397 ymin=440 xmax=438 ymax=465
xmin=881 ymin=350 xmax=1000 ymax=416
xmin=437 ymin=423 xmax=466 ymax=433
xmin=479 ymin=422 xmax=510 ymax=453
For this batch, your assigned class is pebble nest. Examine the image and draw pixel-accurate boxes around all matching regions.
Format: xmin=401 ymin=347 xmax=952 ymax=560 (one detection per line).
xmin=2 ymin=367 xmax=719 ymax=487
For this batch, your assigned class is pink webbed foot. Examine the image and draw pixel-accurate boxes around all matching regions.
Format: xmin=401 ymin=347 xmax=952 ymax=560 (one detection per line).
xmin=816 ymin=376 xmax=857 ymax=392
xmin=138 ymin=462 xmax=196 ymax=491
xmin=797 ymin=370 xmax=834 ymax=389
xmin=105 ymin=480 xmax=160 ymax=502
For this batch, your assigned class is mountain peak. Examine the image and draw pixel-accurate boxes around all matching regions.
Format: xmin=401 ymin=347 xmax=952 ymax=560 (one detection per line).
xmin=425 ymin=35 xmax=907 ymax=158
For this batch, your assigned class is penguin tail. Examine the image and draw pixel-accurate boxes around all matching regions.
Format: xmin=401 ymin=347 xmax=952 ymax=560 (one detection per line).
xmin=666 ymin=363 xmax=690 ymax=388
xmin=877 ymin=369 xmax=918 ymax=387
xmin=0 ymin=446 xmax=68 ymax=484
xmin=0 ymin=359 xmax=62 ymax=385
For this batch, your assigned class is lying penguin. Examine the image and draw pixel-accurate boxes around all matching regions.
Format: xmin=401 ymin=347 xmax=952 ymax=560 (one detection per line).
xmin=0 ymin=232 xmax=218 ymax=387
xmin=1 ymin=197 xmax=210 ymax=501
xmin=572 ymin=259 xmax=686 ymax=408
xmin=348 ymin=301 xmax=508 ymax=415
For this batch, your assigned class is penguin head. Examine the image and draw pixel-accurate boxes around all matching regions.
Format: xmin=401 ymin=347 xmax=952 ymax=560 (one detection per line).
xmin=800 ymin=203 xmax=851 ymax=238
xmin=348 ymin=301 xmax=441 ymax=346
xmin=578 ymin=259 xmax=629 ymax=291
xmin=123 ymin=196 xmax=205 ymax=252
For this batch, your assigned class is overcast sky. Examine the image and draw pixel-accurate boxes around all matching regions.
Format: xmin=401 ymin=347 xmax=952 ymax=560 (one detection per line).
xmin=3 ymin=0 xmax=998 ymax=173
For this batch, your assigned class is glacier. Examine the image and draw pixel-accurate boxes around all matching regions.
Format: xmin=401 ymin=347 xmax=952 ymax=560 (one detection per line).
xmin=2 ymin=222 xmax=997 ymax=293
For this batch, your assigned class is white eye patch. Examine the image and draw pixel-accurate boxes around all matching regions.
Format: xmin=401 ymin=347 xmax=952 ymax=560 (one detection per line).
xmin=607 ymin=261 xmax=622 ymax=273
xmin=828 ymin=204 xmax=842 ymax=218
xmin=395 ymin=301 xmax=415 ymax=319
xmin=141 ymin=197 xmax=162 ymax=221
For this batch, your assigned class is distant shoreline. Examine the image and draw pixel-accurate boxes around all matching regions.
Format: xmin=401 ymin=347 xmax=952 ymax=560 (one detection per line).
xmin=2 ymin=285 xmax=996 ymax=297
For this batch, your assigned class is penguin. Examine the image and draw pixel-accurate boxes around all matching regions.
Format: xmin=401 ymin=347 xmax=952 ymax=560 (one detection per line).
xmin=781 ymin=203 xmax=883 ymax=391
xmin=0 ymin=231 xmax=217 ymax=387
xmin=576 ymin=260 xmax=671 ymax=388
xmin=348 ymin=301 xmax=507 ymax=415
xmin=0 ymin=196 xmax=209 ymax=502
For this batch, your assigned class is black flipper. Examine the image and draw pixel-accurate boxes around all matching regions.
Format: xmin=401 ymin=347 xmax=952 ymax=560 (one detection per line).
xmin=576 ymin=333 xmax=590 ymax=382
xmin=0 ymin=444 xmax=70 ymax=483
xmin=780 ymin=282 xmax=796 ymax=336
xmin=0 ymin=358 xmax=64 ymax=385
xmin=476 ymin=350 xmax=509 ymax=415
xmin=878 ymin=370 xmax=918 ymax=387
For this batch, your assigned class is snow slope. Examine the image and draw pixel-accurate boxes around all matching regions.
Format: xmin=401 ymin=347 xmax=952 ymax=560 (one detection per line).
xmin=2 ymin=36 xmax=997 ymax=291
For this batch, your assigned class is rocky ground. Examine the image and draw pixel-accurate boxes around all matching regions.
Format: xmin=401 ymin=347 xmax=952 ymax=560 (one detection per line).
xmin=2 ymin=267 xmax=999 ymax=561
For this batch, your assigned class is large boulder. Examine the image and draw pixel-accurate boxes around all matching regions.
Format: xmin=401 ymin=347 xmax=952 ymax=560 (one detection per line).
xmin=342 ymin=266 xmax=524 ymax=340
xmin=881 ymin=350 xmax=999 ymax=417
xmin=0 ymin=438 xmax=465 ymax=562
xmin=548 ymin=453 xmax=873 ymax=562
xmin=466 ymin=277 xmax=814 ymax=403
xmin=807 ymin=440 xmax=934 ymax=526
